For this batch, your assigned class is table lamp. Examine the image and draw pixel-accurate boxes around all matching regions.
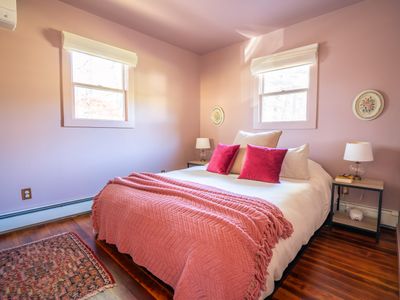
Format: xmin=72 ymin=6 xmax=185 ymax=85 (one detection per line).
xmin=196 ymin=138 xmax=210 ymax=161
xmin=343 ymin=141 xmax=373 ymax=180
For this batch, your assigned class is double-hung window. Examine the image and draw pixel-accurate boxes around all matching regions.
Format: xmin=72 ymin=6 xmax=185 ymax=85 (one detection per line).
xmin=61 ymin=32 xmax=137 ymax=128
xmin=251 ymin=44 xmax=318 ymax=129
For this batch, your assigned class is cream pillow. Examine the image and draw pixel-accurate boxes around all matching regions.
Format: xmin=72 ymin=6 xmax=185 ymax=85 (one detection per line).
xmin=230 ymin=130 xmax=282 ymax=174
xmin=280 ymin=144 xmax=310 ymax=180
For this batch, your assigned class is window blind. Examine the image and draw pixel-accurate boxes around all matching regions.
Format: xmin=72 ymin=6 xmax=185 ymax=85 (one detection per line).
xmin=251 ymin=43 xmax=318 ymax=75
xmin=62 ymin=31 xmax=138 ymax=67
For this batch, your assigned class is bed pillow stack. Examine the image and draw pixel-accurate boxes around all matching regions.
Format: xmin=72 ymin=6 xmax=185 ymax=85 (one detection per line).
xmin=206 ymin=130 xmax=310 ymax=183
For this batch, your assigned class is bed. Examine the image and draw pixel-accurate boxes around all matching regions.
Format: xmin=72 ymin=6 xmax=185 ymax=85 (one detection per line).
xmin=93 ymin=159 xmax=332 ymax=299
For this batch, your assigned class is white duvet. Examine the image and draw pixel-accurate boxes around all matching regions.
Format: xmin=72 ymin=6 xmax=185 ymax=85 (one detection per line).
xmin=162 ymin=159 xmax=332 ymax=298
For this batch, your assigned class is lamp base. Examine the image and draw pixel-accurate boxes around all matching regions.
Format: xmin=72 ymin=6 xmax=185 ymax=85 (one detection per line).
xmin=349 ymin=162 xmax=365 ymax=180
xmin=199 ymin=149 xmax=207 ymax=162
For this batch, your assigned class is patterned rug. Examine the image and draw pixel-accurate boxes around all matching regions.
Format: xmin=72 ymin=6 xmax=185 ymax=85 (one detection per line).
xmin=0 ymin=232 xmax=115 ymax=299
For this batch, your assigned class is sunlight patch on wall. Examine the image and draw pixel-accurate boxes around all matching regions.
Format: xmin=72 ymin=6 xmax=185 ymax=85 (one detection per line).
xmin=243 ymin=28 xmax=286 ymax=63
xmin=244 ymin=36 xmax=261 ymax=63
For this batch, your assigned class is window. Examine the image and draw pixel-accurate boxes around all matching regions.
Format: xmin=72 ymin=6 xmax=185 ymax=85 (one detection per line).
xmin=61 ymin=32 xmax=137 ymax=128
xmin=260 ymin=64 xmax=310 ymax=122
xmin=251 ymin=44 xmax=318 ymax=129
xmin=72 ymin=52 xmax=127 ymax=121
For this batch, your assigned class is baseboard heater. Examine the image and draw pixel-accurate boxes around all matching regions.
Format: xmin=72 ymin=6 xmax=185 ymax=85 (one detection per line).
xmin=0 ymin=198 xmax=93 ymax=234
xmin=0 ymin=198 xmax=397 ymax=234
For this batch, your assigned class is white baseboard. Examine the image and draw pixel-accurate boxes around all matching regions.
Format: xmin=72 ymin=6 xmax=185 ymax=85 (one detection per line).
xmin=0 ymin=199 xmax=93 ymax=234
xmin=1 ymin=198 xmax=396 ymax=235
xmin=338 ymin=200 xmax=398 ymax=228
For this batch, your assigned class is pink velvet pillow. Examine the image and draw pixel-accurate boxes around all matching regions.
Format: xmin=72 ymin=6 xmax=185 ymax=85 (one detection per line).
xmin=207 ymin=143 xmax=240 ymax=175
xmin=238 ymin=144 xmax=288 ymax=183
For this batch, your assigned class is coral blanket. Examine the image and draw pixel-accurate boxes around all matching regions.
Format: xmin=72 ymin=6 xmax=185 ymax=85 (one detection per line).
xmin=92 ymin=173 xmax=293 ymax=300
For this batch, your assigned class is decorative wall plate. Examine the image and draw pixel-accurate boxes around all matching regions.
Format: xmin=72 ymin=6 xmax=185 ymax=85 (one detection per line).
xmin=352 ymin=90 xmax=384 ymax=121
xmin=211 ymin=106 xmax=225 ymax=126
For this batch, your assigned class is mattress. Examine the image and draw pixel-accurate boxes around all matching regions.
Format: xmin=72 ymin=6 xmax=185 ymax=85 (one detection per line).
xmin=161 ymin=159 xmax=332 ymax=298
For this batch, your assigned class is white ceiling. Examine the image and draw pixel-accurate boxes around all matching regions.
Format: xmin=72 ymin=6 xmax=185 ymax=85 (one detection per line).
xmin=60 ymin=0 xmax=363 ymax=54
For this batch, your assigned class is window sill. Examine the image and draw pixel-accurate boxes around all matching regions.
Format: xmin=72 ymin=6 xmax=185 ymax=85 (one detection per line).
xmin=63 ymin=118 xmax=134 ymax=128
xmin=253 ymin=120 xmax=316 ymax=130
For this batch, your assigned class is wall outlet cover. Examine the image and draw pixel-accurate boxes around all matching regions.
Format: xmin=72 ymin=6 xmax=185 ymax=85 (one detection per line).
xmin=21 ymin=188 xmax=32 ymax=200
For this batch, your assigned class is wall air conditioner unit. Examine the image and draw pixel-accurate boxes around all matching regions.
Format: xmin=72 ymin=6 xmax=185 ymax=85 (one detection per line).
xmin=0 ymin=0 xmax=16 ymax=31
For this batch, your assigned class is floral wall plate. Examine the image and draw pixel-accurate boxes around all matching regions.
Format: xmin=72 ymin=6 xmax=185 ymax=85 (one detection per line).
xmin=210 ymin=106 xmax=225 ymax=126
xmin=352 ymin=90 xmax=384 ymax=120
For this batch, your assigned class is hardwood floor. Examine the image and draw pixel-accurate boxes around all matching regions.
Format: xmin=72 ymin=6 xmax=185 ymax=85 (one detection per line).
xmin=271 ymin=226 xmax=398 ymax=300
xmin=0 ymin=214 xmax=397 ymax=300
xmin=397 ymin=223 xmax=400 ymax=298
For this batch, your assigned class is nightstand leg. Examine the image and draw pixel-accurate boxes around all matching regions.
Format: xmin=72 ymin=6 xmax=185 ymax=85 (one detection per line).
xmin=336 ymin=186 xmax=341 ymax=211
xmin=330 ymin=184 xmax=335 ymax=226
xmin=376 ymin=190 xmax=383 ymax=242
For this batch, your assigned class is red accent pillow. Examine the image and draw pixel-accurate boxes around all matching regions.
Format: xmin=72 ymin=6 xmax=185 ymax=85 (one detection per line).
xmin=207 ymin=143 xmax=240 ymax=175
xmin=238 ymin=144 xmax=288 ymax=183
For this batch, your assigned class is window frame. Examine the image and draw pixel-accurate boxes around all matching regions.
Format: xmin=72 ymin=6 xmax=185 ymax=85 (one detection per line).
xmin=61 ymin=33 xmax=136 ymax=128
xmin=252 ymin=44 xmax=319 ymax=130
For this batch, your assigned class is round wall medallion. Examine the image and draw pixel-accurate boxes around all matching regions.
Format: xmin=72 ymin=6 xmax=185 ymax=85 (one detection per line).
xmin=210 ymin=106 xmax=225 ymax=126
xmin=352 ymin=90 xmax=384 ymax=121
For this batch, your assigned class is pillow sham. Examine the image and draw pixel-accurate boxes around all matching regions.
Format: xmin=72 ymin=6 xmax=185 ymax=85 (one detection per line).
xmin=230 ymin=130 xmax=282 ymax=174
xmin=280 ymin=144 xmax=310 ymax=180
xmin=238 ymin=144 xmax=287 ymax=183
xmin=207 ymin=143 xmax=240 ymax=175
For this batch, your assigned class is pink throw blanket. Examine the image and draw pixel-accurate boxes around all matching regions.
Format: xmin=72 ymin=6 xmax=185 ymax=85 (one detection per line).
xmin=92 ymin=173 xmax=293 ymax=300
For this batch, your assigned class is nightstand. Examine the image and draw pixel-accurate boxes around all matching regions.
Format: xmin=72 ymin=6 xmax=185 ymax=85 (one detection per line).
xmin=187 ymin=160 xmax=208 ymax=168
xmin=329 ymin=178 xmax=384 ymax=242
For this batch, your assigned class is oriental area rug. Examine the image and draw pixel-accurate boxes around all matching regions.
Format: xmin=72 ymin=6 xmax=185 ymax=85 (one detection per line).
xmin=0 ymin=232 xmax=115 ymax=299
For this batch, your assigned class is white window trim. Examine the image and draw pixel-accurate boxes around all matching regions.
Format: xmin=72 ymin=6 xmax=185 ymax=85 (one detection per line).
xmin=61 ymin=32 xmax=137 ymax=128
xmin=251 ymin=44 xmax=319 ymax=130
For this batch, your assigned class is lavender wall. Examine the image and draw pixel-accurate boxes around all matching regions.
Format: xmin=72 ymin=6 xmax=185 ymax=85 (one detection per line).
xmin=0 ymin=0 xmax=200 ymax=214
xmin=200 ymin=0 xmax=400 ymax=210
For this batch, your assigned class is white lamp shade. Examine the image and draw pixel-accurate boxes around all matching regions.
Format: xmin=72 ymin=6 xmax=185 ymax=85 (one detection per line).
xmin=343 ymin=142 xmax=374 ymax=162
xmin=196 ymin=138 xmax=210 ymax=149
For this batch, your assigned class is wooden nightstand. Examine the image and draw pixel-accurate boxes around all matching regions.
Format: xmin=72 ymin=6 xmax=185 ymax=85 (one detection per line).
xmin=187 ymin=160 xmax=208 ymax=168
xmin=329 ymin=178 xmax=384 ymax=242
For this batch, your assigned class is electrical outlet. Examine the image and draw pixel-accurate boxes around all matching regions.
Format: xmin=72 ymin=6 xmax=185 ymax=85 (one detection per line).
xmin=21 ymin=188 xmax=32 ymax=200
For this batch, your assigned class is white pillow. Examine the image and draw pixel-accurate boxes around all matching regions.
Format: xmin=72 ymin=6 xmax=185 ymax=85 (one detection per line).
xmin=280 ymin=144 xmax=310 ymax=180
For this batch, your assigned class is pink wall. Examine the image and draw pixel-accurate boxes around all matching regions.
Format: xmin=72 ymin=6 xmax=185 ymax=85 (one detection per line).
xmin=200 ymin=0 xmax=400 ymax=210
xmin=0 ymin=0 xmax=200 ymax=214
xmin=0 ymin=0 xmax=399 ymax=214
